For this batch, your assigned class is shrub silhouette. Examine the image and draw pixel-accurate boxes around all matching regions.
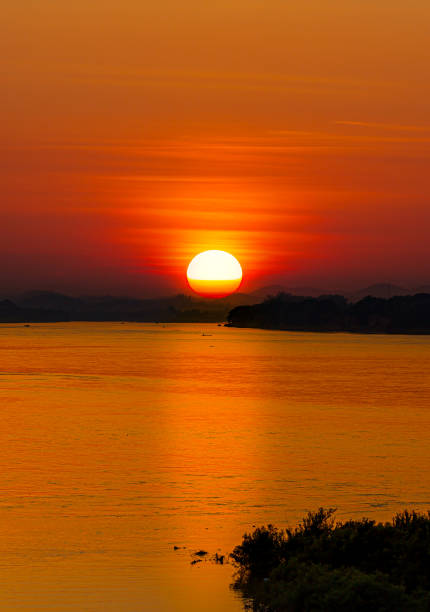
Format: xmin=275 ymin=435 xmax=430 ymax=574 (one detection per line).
xmin=230 ymin=524 xmax=285 ymax=578
xmin=231 ymin=508 xmax=430 ymax=611
xmin=253 ymin=561 xmax=429 ymax=611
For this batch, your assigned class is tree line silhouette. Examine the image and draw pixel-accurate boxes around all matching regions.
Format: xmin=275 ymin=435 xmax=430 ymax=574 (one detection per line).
xmin=227 ymin=293 xmax=430 ymax=333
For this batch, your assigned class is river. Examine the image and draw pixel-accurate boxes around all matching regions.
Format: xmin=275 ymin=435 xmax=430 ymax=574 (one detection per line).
xmin=0 ymin=323 xmax=429 ymax=610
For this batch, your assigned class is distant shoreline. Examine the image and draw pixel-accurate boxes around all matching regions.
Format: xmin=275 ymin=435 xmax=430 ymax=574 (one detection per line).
xmin=226 ymin=324 xmax=430 ymax=335
xmin=2 ymin=291 xmax=430 ymax=333
xmin=2 ymin=320 xmax=430 ymax=336
xmin=227 ymin=292 xmax=430 ymax=335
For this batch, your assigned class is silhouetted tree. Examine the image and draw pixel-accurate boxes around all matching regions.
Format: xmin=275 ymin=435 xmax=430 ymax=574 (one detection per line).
xmin=232 ymin=508 xmax=430 ymax=611
xmin=228 ymin=293 xmax=430 ymax=334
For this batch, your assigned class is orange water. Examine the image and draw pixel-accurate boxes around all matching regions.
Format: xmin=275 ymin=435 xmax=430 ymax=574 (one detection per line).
xmin=0 ymin=323 xmax=429 ymax=611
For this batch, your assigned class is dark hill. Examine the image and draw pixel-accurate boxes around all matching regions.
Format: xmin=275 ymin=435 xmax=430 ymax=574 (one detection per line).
xmin=0 ymin=299 xmax=68 ymax=323
xmin=347 ymin=283 xmax=409 ymax=302
xmin=8 ymin=291 xmax=256 ymax=323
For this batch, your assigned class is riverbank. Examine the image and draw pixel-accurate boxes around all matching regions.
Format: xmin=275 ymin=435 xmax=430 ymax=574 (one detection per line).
xmin=227 ymin=293 xmax=430 ymax=334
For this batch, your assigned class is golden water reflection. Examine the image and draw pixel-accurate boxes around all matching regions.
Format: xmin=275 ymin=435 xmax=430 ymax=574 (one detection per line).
xmin=0 ymin=323 xmax=429 ymax=610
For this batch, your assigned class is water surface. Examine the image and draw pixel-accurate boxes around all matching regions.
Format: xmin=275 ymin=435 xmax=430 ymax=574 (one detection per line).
xmin=0 ymin=323 xmax=429 ymax=610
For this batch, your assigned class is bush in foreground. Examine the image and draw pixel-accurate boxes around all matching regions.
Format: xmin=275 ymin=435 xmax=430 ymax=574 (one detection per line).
xmin=231 ymin=508 xmax=430 ymax=611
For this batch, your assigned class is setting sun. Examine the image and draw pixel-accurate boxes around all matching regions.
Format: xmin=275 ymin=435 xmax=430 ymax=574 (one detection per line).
xmin=186 ymin=250 xmax=243 ymax=298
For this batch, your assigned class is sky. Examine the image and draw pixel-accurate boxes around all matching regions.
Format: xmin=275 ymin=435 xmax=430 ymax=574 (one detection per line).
xmin=2 ymin=0 xmax=430 ymax=296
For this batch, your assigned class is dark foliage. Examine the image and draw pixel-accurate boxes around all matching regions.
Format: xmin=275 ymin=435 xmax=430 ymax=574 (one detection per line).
xmin=227 ymin=292 xmax=430 ymax=333
xmin=231 ymin=508 xmax=430 ymax=611
xmin=231 ymin=525 xmax=286 ymax=578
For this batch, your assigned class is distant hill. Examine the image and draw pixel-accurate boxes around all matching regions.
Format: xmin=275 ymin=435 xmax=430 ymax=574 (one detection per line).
xmin=250 ymin=285 xmax=290 ymax=298
xmin=250 ymin=285 xmax=325 ymax=298
xmin=415 ymin=285 xmax=430 ymax=294
xmin=0 ymin=299 xmax=68 ymax=323
xmin=19 ymin=291 xmax=83 ymax=311
xmin=9 ymin=290 xmax=256 ymax=323
xmin=347 ymin=283 xmax=410 ymax=302
xmin=252 ymin=283 xmax=419 ymax=302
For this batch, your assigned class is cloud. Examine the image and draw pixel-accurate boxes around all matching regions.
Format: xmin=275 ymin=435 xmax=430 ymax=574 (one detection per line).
xmin=335 ymin=120 xmax=430 ymax=132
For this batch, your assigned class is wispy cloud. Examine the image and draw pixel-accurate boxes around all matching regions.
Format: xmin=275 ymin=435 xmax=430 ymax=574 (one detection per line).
xmin=335 ymin=120 xmax=430 ymax=132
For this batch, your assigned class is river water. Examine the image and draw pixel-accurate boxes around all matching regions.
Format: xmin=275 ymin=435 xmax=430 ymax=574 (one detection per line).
xmin=0 ymin=322 xmax=429 ymax=610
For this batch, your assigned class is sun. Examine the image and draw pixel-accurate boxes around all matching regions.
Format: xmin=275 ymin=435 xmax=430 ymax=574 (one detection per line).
xmin=187 ymin=250 xmax=243 ymax=298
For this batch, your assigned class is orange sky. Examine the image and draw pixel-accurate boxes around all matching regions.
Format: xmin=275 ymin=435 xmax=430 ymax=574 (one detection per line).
xmin=2 ymin=0 xmax=430 ymax=296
